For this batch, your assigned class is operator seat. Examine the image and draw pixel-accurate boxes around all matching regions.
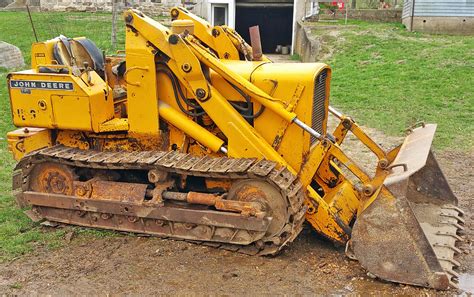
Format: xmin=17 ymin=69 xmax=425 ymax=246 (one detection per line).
xmin=50 ymin=35 xmax=105 ymax=78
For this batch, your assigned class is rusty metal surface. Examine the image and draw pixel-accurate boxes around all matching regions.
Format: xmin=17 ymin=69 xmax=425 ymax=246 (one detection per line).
xmin=249 ymin=25 xmax=262 ymax=61
xmin=349 ymin=124 xmax=463 ymax=289
xmin=228 ymin=179 xmax=289 ymax=239
xmin=406 ymin=150 xmax=458 ymax=205
xmin=411 ymin=202 xmax=464 ymax=288
xmin=162 ymin=191 xmax=265 ymax=217
xmin=90 ymin=181 xmax=148 ymax=202
xmin=14 ymin=145 xmax=306 ymax=256
xmin=385 ymin=124 xmax=437 ymax=185
xmin=351 ymin=147 xmax=463 ymax=289
xmin=350 ymin=188 xmax=451 ymax=289
xmin=24 ymin=191 xmax=271 ymax=233
xmin=29 ymin=162 xmax=75 ymax=195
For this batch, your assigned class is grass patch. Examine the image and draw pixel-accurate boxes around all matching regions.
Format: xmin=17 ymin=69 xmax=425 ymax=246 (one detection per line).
xmin=9 ymin=282 xmax=23 ymax=289
xmin=310 ymin=20 xmax=474 ymax=150
xmin=0 ymin=11 xmax=169 ymax=261
xmin=290 ymin=54 xmax=302 ymax=61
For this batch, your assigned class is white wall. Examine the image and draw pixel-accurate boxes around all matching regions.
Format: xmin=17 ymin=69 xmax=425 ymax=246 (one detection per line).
xmin=193 ymin=0 xmax=235 ymax=28
xmin=292 ymin=0 xmax=305 ymax=54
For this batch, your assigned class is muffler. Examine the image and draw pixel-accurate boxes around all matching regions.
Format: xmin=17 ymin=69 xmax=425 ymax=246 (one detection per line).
xmin=348 ymin=124 xmax=464 ymax=289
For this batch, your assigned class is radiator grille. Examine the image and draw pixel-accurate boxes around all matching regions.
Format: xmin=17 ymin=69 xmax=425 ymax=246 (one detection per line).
xmin=311 ymin=69 xmax=328 ymax=144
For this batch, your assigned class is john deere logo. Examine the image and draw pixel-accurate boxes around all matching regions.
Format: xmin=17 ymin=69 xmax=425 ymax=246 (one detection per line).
xmin=10 ymin=80 xmax=74 ymax=91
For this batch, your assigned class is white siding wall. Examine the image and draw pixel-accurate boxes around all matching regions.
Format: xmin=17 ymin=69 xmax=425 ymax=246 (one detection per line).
xmin=403 ymin=0 xmax=474 ymax=17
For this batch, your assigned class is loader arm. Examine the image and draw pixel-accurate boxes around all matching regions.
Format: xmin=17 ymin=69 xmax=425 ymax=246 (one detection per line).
xmin=170 ymin=6 xmax=264 ymax=61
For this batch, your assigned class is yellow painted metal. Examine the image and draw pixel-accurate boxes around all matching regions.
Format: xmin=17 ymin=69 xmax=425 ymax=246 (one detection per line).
xmin=171 ymin=7 xmax=215 ymax=49
xmin=31 ymin=39 xmax=57 ymax=68
xmin=99 ymin=118 xmax=129 ymax=132
xmin=8 ymin=69 xmax=113 ymax=133
xmin=307 ymin=180 xmax=360 ymax=242
xmin=170 ymin=7 xmax=272 ymax=62
xmin=299 ymin=141 xmax=330 ymax=186
xmin=56 ymin=130 xmax=91 ymax=150
xmin=188 ymin=39 xmax=297 ymax=123
xmin=219 ymin=26 xmax=256 ymax=60
xmin=168 ymin=37 xmax=211 ymax=100
xmin=7 ymin=128 xmax=52 ymax=160
xmin=124 ymin=24 xmax=159 ymax=137
xmin=161 ymin=34 xmax=290 ymax=162
xmin=211 ymin=27 xmax=242 ymax=60
xmin=171 ymin=19 xmax=195 ymax=35
xmin=158 ymin=101 xmax=224 ymax=153
xmin=171 ymin=7 xmax=240 ymax=60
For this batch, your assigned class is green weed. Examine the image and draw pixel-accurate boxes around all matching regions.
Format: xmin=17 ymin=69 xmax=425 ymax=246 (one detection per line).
xmin=311 ymin=20 xmax=474 ymax=150
xmin=290 ymin=54 xmax=302 ymax=61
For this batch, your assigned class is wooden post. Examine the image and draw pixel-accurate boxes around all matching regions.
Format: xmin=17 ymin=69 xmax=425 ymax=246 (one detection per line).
xmin=345 ymin=0 xmax=348 ymax=24
xmin=111 ymin=0 xmax=118 ymax=51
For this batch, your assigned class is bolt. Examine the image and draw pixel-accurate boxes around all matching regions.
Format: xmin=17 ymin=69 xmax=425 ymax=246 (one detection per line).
xmin=196 ymin=88 xmax=207 ymax=100
xmin=378 ymin=159 xmax=389 ymax=169
xmin=101 ymin=213 xmax=111 ymax=220
xmin=169 ymin=34 xmax=179 ymax=45
xmin=184 ymin=223 xmax=197 ymax=230
xmin=342 ymin=118 xmax=352 ymax=130
xmin=181 ymin=63 xmax=192 ymax=73
xmin=124 ymin=14 xmax=133 ymax=24
xmin=171 ymin=8 xmax=179 ymax=18
xmin=75 ymin=186 xmax=86 ymax=197
xmin=362 ymin=184 xmax=374 ymax=197
xmin=212 ymin=28 xmax=220 ymax=37
xmin=38 ymin=100 xmax=47 ymax=110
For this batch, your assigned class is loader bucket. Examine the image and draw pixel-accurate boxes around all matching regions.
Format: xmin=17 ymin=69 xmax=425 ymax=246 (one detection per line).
xmin=349 ymin=124 xmax=464 ymax=289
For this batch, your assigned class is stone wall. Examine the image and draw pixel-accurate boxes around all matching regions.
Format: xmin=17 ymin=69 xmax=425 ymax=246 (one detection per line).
xmin=293 ymin=21 xmax=321 ymax=62
xmin=319 ymin=9 xmax=402 ymax=22
xmin=2 ymin=0 xmax=181 ymax=15
xmin=0 ymin=0 xmax=14 ymax=8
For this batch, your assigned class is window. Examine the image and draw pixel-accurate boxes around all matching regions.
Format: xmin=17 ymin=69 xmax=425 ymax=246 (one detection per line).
xmin=211 ymin=4 xmax=228 ymax=26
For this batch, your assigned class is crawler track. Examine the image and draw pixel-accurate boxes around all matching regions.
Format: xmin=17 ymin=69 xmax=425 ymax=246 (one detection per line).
xmin=13 ymin=145 xmax=307 ymax=255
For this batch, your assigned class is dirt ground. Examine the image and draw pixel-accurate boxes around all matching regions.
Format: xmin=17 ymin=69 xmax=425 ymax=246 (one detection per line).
xmin=0 ymin=110 xmax=472 ymax=295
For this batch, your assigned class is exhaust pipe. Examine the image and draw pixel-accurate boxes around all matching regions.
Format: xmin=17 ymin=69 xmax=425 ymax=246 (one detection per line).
xmin=249 ymin=25 xmax=263 ymax=61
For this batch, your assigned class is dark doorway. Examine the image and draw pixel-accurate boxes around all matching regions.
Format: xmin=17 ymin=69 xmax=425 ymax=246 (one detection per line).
xmin=235 ymin=4 xmax=293 ymax=54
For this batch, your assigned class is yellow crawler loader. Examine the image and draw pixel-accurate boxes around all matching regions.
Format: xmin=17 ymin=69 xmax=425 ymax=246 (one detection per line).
xmin=6 ymin=7 xmax=464 ymax=290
